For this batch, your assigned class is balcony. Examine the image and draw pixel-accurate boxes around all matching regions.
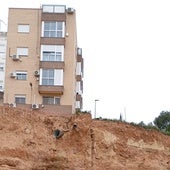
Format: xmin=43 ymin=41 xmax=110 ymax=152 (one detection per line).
xmin=41 ymin=11 xmax=66 ymax=21
xmin=40 ymin=37 xmax=65 ymax=46
xmin=77 ymin=55 xmax=82 ymax=62
xmin=76 ymin=75 xmax=82 ymax=81
xmin=39 ymin=85 xmax=64 ymax=95
xmin=76 ymin=59 xmax=84 ymax=78
xmin=76 ymin=93 xmax=83 ymax=110
xmin=77 ymin=48 xmax=82 ymax=62
xmin=40 ymin=61 xmax=64 ymax=69
xmin=76 ymin=93 xmax=82 ymax=101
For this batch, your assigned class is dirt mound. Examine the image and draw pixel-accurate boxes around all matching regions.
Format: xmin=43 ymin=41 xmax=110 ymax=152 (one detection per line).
xmin=0 ymin=107 xmax=170 ymax=170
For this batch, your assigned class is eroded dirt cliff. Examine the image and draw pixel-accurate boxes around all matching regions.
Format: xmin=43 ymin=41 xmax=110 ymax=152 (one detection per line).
xmin=0 ymin=107 xmax=170 ymax=170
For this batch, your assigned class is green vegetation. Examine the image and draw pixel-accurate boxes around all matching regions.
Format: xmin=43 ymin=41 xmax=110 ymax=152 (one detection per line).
xmin=154 ymin=111 xmax=170 ymax=135
xmin=75 ymin=109 xmax=91 ymax=115
xmin=77 ymin=110 xmax=170 ymax=136
xmin=94 ymin=115 xmax=170 ymax=136
xmin=95 ymin=117 xmax=159 ymax=131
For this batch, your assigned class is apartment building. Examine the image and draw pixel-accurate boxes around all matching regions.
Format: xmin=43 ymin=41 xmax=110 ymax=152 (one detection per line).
xmin=0 ymin=32 xmax=7 ymax=102
xmin=4 ymin=5 xmax=83 ymax=114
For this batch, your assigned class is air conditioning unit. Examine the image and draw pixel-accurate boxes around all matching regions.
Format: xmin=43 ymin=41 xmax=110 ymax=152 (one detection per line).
xmin=67 ymin=8 xmax=75 ymax=14
xmin=10 ymin=72 xmax=16 ymax=78
xmin=12 ymin=55 xmax=20 ymax=61
xmin=9 ymin=103 xmax=16 ymax=108
xmin=32 ymin=104 xmax=39 ymax=109
xmin=34 ymin=70 xmax=40 ymax=77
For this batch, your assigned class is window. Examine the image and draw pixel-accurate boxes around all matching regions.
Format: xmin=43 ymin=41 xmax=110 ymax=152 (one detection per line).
xmin=18 ymin=25 xmax=30 ymax=33
xmin=41 ymin=45 xmax=64 ymax=61
xmin=0 ymin=66 xmax=4 ymax=71
xmin=54 ymin=6 xmax=65 ymax=13
xmin=76 ymin=62 xmax=82 ymax=75
xmin=43 ymin=51 xmax=62 ymax=61
xmin=42 ymin=21 xmax=65 ymax=38
xmin=43 ymin=6 xmax=53 ymax=13
xmin=0 ymin=80 xmax=3 ymax=91
xmin=76 ymin=82 xmax=82 ymax=95
xmin=40 ymin=69 xmax=63 ymax=85
xmin=43 ymin=96 xmax=60 ymax=105
xmin=42 ymin=69 xmax=54 ymax=85
xmin=15 ymin=95 xmax=26 ymax=104
xmin=0 ymin=63 xmax=4 ymax=71
xmin=42 ymin=5 xmax=65 ymax=13
xmin=76 ymin=101 xmax=80 ymax=109
xmin=16 ymin=71 xmax=27 ymax=80
xmin=17 ymin=47 xmax=28 ymax=56
xmin=0 ymin=44 xmax=5 ymax=54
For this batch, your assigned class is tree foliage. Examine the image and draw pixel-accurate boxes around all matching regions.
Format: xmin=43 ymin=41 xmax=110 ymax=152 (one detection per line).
xmin=154 ymin=111 xmax=170 ymax=132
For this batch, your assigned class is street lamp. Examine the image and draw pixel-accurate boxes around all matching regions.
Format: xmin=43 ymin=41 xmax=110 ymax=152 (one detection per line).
xmin=94 ymin=99 xmax=99 ymax=118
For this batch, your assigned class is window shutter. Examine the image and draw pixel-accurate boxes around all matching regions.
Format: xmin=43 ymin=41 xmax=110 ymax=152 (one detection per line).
xmin=54 ymin=69 xmax=63 ymax=85
xmin=62 ymin=22 xmax=65 ymax=38
xmin=17 ymin=48 xmax=28 ymax=56
xmin=41 ymin=22 xmax=44 ymax=37
xmin=18 ymin=25 xmax=30 ymax=33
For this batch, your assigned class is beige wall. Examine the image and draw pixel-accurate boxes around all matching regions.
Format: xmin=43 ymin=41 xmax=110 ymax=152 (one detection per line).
xmin=4 ymin=8 xmax=41 ymax=104
xmin=63 ymin=12 xmax=77 ymax=113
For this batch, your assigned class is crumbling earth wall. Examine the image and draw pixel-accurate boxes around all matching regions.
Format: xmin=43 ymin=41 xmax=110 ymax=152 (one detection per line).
xmin=0 ymin=107 xmax=170 ymax=170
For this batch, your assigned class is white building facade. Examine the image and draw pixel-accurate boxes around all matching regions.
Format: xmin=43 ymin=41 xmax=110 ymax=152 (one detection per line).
xmin=0 ymin=32 xmax=7 ymax=92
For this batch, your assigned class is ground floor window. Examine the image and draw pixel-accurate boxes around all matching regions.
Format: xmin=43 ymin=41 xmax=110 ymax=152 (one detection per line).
xmin=43 ymin=96 xmax=60 ymax=105
xmin=15 ymin=95 xmax=26 ymax=104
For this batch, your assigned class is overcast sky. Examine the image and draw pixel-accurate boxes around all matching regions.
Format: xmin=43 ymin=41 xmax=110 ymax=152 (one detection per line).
xmin=1 ymin=0 xmax=170 ymax=124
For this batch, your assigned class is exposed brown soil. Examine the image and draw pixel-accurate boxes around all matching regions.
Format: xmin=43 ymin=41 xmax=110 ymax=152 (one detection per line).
xmin=0 ymin=107 xmax=170 ymax=170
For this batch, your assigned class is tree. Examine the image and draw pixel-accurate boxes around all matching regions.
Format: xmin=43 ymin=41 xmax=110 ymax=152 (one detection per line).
xmin=154 ymin=111 xmax=170 ymax=132
xmin=138 ymin=121 xmax=145 ymax=127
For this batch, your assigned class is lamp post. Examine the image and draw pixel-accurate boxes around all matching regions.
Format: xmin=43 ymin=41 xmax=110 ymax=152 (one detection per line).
xmin=94 ymin=99 xmax=99 ymax=119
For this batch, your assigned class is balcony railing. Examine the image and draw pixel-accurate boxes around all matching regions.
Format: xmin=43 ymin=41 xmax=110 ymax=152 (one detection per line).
xmin=76 ymin=93 xmax=82 ymax=101
xmin=39 ymin=85 xmax=64 ymax=95
xmin=40 ymin=37 xmax=65 ymax=46
xmin=40 ymin=61 xmax=64 ymax=69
